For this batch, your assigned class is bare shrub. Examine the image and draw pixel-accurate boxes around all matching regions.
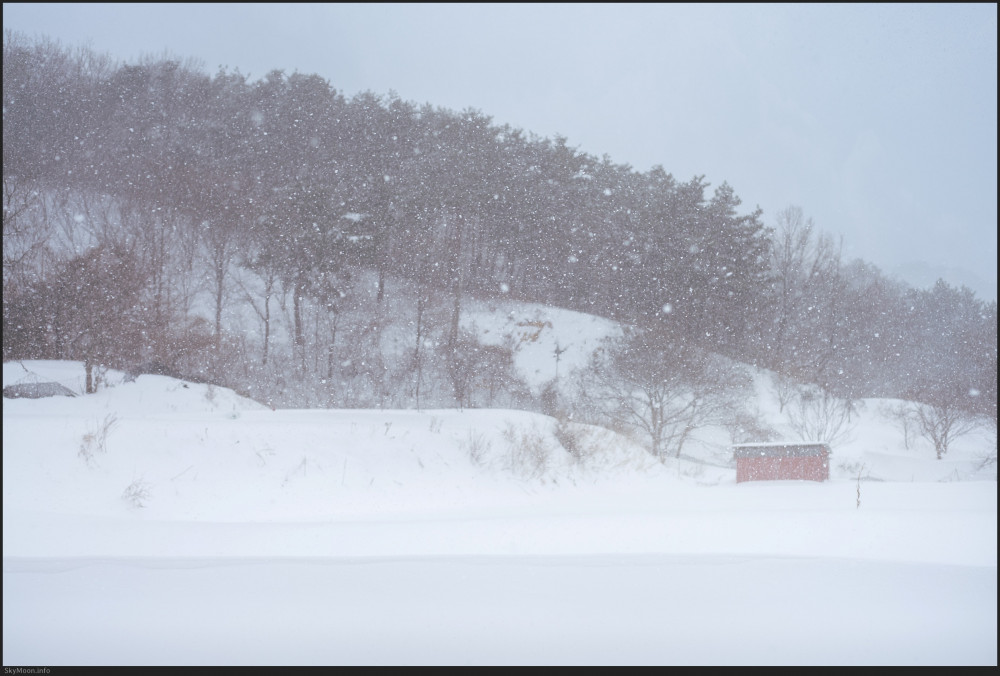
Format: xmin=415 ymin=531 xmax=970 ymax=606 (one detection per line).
xmin=539 ymin=379 xmax=562 ymax=418
xmin=553 ymin=416 xmax=593 ymax=466
xmin=254 ymin=445 xmax=275 ymax=467
xmin=428 ymin=416 xmax=443 ymax=434
xmin=122 ymin=478 xmax=151 ymax=509
xmin=463 ymin=429 xmax=492 ymax=466
xmin=502 ymin=423 xmax=551 ymax=479
xmin=79 ymin=413 xmax=119 ymax=464
xmin=444 ymin=330 xmax=527 ymax=409
xmin=281 ymin=456 xmax=313 ymax=485
xmin=972 ymin=447 xmax=997 ymax=477
xmin=976 ymin=415 xmax=998 ymax=477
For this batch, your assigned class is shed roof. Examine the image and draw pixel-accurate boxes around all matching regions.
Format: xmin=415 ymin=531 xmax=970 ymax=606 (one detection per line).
xmin=732 ymin=442 xmax=830 ymax=459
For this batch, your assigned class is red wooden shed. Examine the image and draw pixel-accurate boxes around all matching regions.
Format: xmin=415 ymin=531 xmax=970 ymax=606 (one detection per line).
xmin=733 ymin=442 xmax=830 ymax=483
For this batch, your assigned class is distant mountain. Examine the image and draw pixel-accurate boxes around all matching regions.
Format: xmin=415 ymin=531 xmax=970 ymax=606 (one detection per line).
xmin=891 ymin=261 xmax=997 ymax=301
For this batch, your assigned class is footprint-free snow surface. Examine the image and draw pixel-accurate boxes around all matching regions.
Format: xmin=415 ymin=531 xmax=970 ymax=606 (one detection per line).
xmin=3 ymin=359 xmax=996 ymax=665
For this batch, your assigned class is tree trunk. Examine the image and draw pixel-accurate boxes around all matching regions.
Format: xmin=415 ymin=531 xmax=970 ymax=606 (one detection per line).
xmin=214 ymin=258 xmax=224 ymax=351
xmin=293 ymin=279 xmax=305 ymax=374
xmin=262 ymin=290 xmax=270 ymax=366
xmin=85 ymin=359 xmax=95 ymax=395
xmin=414 ymin=285 xmax=426 ymax=410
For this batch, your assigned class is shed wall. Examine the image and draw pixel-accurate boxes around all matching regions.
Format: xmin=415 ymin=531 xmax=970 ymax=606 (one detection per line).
xmin=736 ymin=455 xmax=828 ymax=482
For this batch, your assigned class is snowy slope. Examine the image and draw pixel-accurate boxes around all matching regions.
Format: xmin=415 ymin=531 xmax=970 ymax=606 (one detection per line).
xmin=3 ymin=316 xmax=997 ymax=666
xmin=463 ymin=298 xmax=622 ymax=395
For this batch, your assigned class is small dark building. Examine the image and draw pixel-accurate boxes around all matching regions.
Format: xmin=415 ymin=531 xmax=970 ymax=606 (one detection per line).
xmin=733 ymin=442 xmax=830 ymax=483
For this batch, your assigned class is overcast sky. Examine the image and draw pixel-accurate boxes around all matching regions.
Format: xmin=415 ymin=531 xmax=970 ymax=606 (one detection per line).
xmin=4 ymin=3 xmax=997 ymax=299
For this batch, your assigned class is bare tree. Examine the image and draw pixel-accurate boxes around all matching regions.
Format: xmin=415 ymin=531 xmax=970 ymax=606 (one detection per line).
xmin=765 ymin=206 xmax=846 ymax=387
xmin=235 ymin=259 xmax=279 ymax=367
xmin=2 ymin=175 xmax=49 ymax=289
xmin=445 ymin=330 xmax=525 ymax=409
xmin=975 ymin=414 xmax=997 ymax=475
xmin=27 ymin=244 xmax=149 ymax=392
xmin=576 ymin=327 xmax=751 ymax=459
xmin=771 ymin=370 xmax=798 ymax=414
xmin=785 ymin=385 xmax=858 ymax=446
xmin=913 ymin=398 xmax=981 ymax=460
xmin=883 ymin=401 xmax=920 ymax=450
xmin=198 ymin=214 xmax=246 ymax=351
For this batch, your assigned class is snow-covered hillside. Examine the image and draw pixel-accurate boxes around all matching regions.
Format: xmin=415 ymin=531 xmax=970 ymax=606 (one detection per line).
xmin=3 ymin=303 xmax=997 ymax=665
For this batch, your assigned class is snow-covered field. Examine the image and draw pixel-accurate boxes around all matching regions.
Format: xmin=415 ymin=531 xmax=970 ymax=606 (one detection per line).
xmin=3 ymin=305 xmax=996 ymax=665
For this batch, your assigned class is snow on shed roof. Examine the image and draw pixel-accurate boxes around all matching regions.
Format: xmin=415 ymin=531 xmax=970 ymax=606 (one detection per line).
xmin=732 ymin=443 xmax=831 ymax=458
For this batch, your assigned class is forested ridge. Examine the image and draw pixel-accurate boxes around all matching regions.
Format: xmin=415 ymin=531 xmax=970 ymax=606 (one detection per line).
xmin=3 ymin=32 xmax=995 ymax=436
